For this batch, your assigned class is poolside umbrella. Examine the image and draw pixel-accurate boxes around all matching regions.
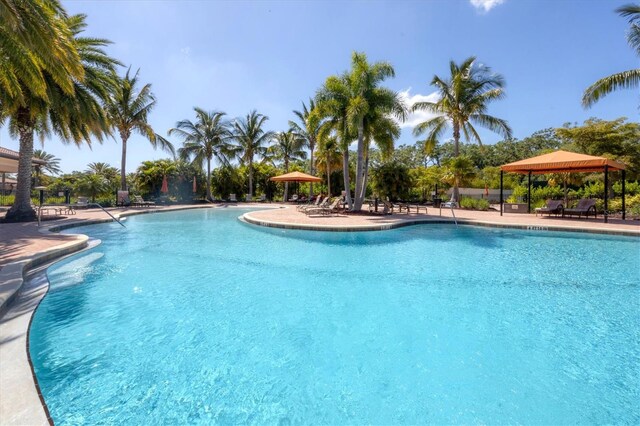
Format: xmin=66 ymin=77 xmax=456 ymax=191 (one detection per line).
xmin=192 ymin=176 xmax=197 ymax=193
xmin=270 ymin=172 xmax=322 ymax=201
xmin=161 ymin=175 xmax=169 ymax=194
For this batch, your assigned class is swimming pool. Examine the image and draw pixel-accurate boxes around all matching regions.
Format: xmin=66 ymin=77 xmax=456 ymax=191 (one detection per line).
xmin=30 ymin=208 xmax=640 ymax=424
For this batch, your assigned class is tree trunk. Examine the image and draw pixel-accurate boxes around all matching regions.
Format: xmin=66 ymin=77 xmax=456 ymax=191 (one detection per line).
xmin=283 ymin=159 xmax=289 ymax=202
xmin=309 ymin=140 xmax=315 ymax=197
xmin=5 ymin=110 xmax=37 ymax=222
xmin=342 ymin=148 xmax=352 ymax=210
xmin=326 ymin=161 xmax=331 ymax=197
xmin=359 ymin=151 xmax=370 ymax=201
xmin=206 ymin=158 xmax=213 ymax=202
xmin=120 ymin=133 xmax=129 ymax=191
xmin=248 ymin=158 xmax=253 ymax=197
xmin=452 ymin=121 xmax=461 ymax=202
xmin=353 ymin=118 xmax=365 ymax=211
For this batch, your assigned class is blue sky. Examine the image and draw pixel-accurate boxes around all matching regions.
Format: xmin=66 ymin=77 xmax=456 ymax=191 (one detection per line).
xmin=1 ymin=0 xmax=637 ymax=173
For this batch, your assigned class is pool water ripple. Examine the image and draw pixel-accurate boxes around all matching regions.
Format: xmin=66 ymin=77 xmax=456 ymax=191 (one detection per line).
xmin=29 ymin=208 xmax=640 ymax=424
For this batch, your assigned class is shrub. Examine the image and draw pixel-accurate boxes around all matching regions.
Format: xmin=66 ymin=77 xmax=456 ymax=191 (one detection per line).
xmin=460 ymin=197 xmax=490 ymax=211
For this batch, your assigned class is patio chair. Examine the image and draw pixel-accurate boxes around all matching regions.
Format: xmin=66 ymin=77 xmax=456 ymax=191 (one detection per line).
xmin=75 ymin=196 xmax=89 ymax=208
xmin=307 ymin=197 xmax=341 ymax=216
xmin=563 ymin=198 xmax=597 ymax=219
xmin=298 ymin=196 xmax=324 ymax=212
xmin=303 ymin=197 xmax=330 ymax=215
xmin=132 ymin=195 xmax=155 ymax=207
xmin=117 ymin=190 xmax=131 ymax=207
xmin=535 ymin=199 xmax=563 ymax=217
xmin=442 ymin=198 xmax=458 ymax=208
xmin=229 ymin=194 xmax=237 ymax=202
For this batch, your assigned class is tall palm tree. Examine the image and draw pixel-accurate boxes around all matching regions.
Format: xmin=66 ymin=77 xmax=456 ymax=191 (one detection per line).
xmin=412 ymin=56 xmax=512 ymax=200
xmin=1 ymin=13 xmax=119 ymax=222
xmin=0 ymin=0 xmax=83 ymax=107
xmin=169 ymin=108 xmax=233 ymax=202
xmin=582 ymin=4 xmax=640 ymax=108
xmin=104 ymin=68 xmax=174 ymax=191
xmin=318 ymin=52 xmax=406 ymax=211
xmin=289 ymin=99 xmax=322 ymax=196
xmin=317 ymin=74 xmax=355 ymax=209
xmin=87 ymin=162 xmax=119 ymax=179
xmin=231 ymin=110 xmax=274 ymax=198
xmin=268 ymin=130 xmax=307 ymax=201
xmin=315 ymin=135 xmax=341 ymax=196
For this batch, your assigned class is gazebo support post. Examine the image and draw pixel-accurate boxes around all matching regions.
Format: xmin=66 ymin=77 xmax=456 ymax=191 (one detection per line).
xmin=622 ymin=170 xmax=626 ymax=220
xmin=604 ymin=165 xmax=609 ymax=223
xmin=499 ymin=170 xmax=503 ymax=216
xmin=527 ymin=170 xmax=532 ymax=213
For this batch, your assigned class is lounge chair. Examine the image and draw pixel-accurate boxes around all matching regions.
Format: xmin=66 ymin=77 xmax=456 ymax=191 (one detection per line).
xmin=307 ymin=197 xmax=341 ymax=216
xmin=298 ymin=196 xmax=324 ymax=212
xmin=75 ymin=196 xmax=89 ymax=208
xmin=229 ymin=194 xmax=237 ymax=202
xmin=288 ymin=194 xmax=298 ymax=203
xmin=442 ymin=198 xmax=458 ymax=208
xmin=117 ymin=190 xmax=130 ymax=207
xmin=563 ymin=198 xmax=597 ymax=219
xmin=382 ymin=200 xmax=410 ymax=214
xmin=132 ymin=195 xmax=155 ymax=207
xmin=535 ymin=199 xmax=563 ymax=217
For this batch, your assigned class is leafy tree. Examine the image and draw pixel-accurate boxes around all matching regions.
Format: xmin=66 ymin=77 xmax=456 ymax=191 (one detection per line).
xmin=582 ymin=4 xmax=640 ymax=108
xmin=371 ymin=161 xmax=413 ymax=202
xmin=170 ymin=108 xmax=233 ymax=202
xmin=133 ymin=159 xmax=178 ymax=198
xmin=2 ymin=13 xmax=118 ymax=222
xmin=441 ymin=156 xmax=477 ymax=196
xmin=268 ymin=130 xmax=307 ymax=200
xmin=231 ymin=110 xmax=274 ymax=197
xmin=555 ymin=117 xmax=640 ymax=179
xmin=289 ymin=99 xmax=322 ymax=195
xmin=411 ymin=57 xmax=512 ymax=201
xmin=104 ymin=68 xmax=175 ymax=191
xmin=211 ymin=165 xmax=243 ymax=200
xmin=76 ymin=172 xmax=108 ymax=202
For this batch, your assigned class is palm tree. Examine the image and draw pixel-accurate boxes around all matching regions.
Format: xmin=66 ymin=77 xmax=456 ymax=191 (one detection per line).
xmin=0 ymin=0 xmax=83 ymax=107
xmin=268 ymin=130 xmax=307 ymax=201
xmin=582 ymin=4 xmax=640 ymax=108
xmin=169 ymin=108 xmax=233 ymax=202
xmin=231 ymin=110 xmax=274 ymax=198
xmin=315 ymin=135 xmax=341 ymax=196
xmin=317 ymin=74 xmax=355 ymax=209
xmin=289 ymin=99 xmax=322 ymax=196
xmin=33 ymin=149 xmax=62 ymax=175
xmin=87 ymin=162 xmax=119 ymax=179
xmin=318 ymin=52 xmax=406 ymax=211
xmin=412 ymin=56 xmax=512 ymax=201
xmin=104 ymin=68 xmax=175 ymax=191
xmin=2 ymin=13 xmax=119 ymax=222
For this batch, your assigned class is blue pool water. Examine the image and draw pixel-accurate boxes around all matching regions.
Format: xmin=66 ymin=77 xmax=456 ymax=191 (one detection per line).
xmin=30 ymin=208 xmax=640 ymax=424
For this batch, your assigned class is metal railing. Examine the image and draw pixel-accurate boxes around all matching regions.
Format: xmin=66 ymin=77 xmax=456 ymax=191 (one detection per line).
xmin=89 ymin=203 xmax=126 ymax=227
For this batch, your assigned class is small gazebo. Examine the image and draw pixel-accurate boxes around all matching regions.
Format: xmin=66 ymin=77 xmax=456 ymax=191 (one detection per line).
xmin=499 ymin=150 xmax=627 ymax=222
xmin=270 ymin=171 xmax=322 ymax=202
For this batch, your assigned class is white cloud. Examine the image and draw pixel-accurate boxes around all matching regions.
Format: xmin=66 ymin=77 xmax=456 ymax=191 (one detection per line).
xmin=397 ymin=88 xmax=441 ymax=129
xmin=469 ymin=0 xmax=505 ymax=13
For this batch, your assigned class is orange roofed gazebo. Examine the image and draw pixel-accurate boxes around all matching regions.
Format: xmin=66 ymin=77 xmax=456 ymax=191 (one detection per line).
xmin=269 ymin=171 xmax=322 ymax=183
xmin=499 ymin=150 xmax=627 ymax=222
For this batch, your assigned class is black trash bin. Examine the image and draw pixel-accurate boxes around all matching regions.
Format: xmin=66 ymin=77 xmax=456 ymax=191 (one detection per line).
xmin=432 ymin=197 xmax=442 ymax=208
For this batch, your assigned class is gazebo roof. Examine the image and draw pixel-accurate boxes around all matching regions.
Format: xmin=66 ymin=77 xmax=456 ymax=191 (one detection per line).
xmin=501 ymin=150 xmax=626 ymax=174
xmin=0 ymin=147 xmax=47 ymax=173
xmin=270 ymin=171 xmax=322 ymax=182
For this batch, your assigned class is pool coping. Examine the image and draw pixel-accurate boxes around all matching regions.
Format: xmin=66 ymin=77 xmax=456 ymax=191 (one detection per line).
xmin=1 ymin=204 xmax=637 ymax=424
xmin=241 ymin=209 xmax=640 ymax=237
xmin=0 ymin=204 xmax=279 ymax=425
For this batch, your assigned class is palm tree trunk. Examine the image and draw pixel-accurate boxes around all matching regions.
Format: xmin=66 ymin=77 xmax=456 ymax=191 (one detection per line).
xmin=5 ymin=110 xmax=37 ymax=222
xmin=283 ymin=159 xmax=289 ymax=202
xmin=452 ymin=121 xmax=461 ymax=202
xmin=342 ymin=148 xmax=352 ymax=210
xmin=248 ymin=158 xmax=253 ymax=197
xmin=359 ymin=152 xmax=370 ymax=201
xmin=206 ymin=158 xmax=213 ymax=202
xmin=309 ymin=141 xmax=315 ymax=197
xmin=326 ymin=161 xmax=331 ymax=196
xmin=353 ymin=118 xmax=365 ymax=211
xmin=120 ymin=134 xmax=129 ymax=191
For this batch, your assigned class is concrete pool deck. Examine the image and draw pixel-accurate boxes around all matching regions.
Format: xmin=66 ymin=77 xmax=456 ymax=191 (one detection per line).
xmin=0 ymin=202 xmax=638 ymax=424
